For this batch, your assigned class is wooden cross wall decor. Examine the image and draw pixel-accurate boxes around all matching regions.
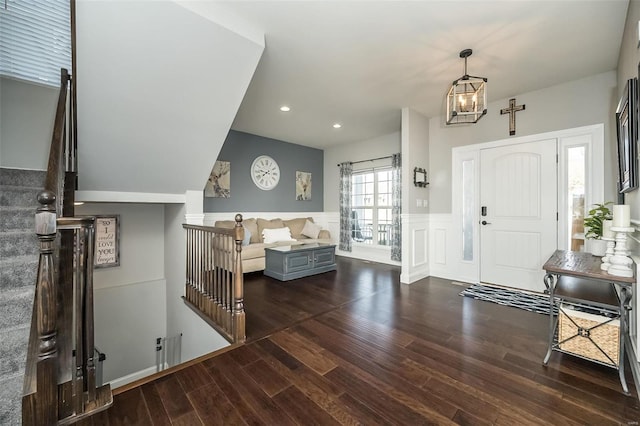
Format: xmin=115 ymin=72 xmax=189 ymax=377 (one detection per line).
xmin=500 ymin=98 xmax=525 ymax=136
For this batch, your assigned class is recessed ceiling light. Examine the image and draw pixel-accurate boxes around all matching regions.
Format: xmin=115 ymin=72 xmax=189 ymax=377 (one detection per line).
xmin=333 ymin=123 xmax=342 ymax=129
xmin=74 ymin=201 xmax=84 ymax=206
xmin=280 ymin=106 xmax=290 ymax=112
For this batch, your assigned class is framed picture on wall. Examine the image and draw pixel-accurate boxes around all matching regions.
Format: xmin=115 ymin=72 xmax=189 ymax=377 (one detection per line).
xmin=616 ymin=76 xmax=638 ymax=193
xmin=205 ymin=160 xmax=231 ymax=198
xmin=94 ymin=215 xmax=120 ymax=268
xmin=296 ymin=171 xmax=312 ymax=200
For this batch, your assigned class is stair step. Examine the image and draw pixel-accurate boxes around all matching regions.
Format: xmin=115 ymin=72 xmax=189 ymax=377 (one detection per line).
xmin=0 ymin=287 xmax=34 ymax=330
xmin=0 ymin=324 xmax=29 ymax=378
xmin=0 ymin=185 xmax=42 ymax=207
xmin=0 ymin=168 xmax=45 ymax=188
xmin=0 ymin=256 xmax=38 ymax=292
xmin=0 ymin=206 xmax=35 ymax=231
xmin=0 ymin=371 xmax=24 ymax=426
xmin=0 ymin=231 xmax=38 ymax=258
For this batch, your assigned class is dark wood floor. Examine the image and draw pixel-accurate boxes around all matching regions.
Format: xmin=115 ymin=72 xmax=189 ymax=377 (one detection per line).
xmin=86 ymin=257 xmax=640 ymax=425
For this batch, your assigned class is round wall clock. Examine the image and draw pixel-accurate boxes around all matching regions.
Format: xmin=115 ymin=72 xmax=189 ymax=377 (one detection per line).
xmin=250 ymin=155 xmax=280 ymax=190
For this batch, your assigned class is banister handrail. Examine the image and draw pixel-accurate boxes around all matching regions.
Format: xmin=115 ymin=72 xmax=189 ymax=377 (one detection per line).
xmin=183 ymin=215 xmax=246 ymax=343
xmin=23 ymin=64 xmax=112 ymax=424
xmin=44 ymin=69 xmax=71 ymax=193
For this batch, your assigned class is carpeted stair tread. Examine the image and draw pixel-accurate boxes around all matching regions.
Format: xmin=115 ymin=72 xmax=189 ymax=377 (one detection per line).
xmin=0 ymin=287 xmax=34 ymax=330
xmin=0 ymin=186 xmax=41 ymax=207
xmin=0 ymin=206 xmax=35 ymax=231
xmin=0 ymin=168 xmax=46 ymax=188
xmin=0 ymin=325 xmax=29 ymax=377
xmin=0 ymin=231 xmax=38 ymax=258
xmin=0 ymin=168 xmax=44 ymax=426
xmin=0 ymin=256 xmax=38 ymax=291
xmin=0 ymin=372 xmax=24 ymax=426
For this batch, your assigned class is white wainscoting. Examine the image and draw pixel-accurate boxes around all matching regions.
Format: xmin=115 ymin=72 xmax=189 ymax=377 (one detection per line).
xmin=400 ymin=213 xmax=429 ymax=283
xmin=626 ymin=221 xmax=640 ymax=398
xmin=428 ymin=213 xmax=478 ymax=284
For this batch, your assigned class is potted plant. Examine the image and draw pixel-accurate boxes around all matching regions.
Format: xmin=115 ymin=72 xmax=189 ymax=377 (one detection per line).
xmin=584 ymin=202 xmax=613 ymax=256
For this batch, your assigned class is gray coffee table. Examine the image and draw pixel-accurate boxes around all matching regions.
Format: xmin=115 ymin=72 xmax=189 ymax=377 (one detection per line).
xmin=264 ymin=243 xmax=336 ymax=281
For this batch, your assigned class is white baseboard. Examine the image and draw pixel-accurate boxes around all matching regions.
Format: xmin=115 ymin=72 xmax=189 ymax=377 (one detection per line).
xmin=108 ymin=365 xmax=161 ymax=390
xmin=400 ymin=268 xmax=429 ymax=284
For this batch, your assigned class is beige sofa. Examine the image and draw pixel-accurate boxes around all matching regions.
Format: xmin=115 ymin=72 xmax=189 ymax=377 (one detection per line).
xmin=214 ymin=217 xmax=331 ymax=273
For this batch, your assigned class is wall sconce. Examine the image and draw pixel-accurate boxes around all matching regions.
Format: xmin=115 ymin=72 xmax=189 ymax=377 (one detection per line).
xmin=446 ymin=48 xmax=488 ymax=125
xmin=413 ymin=167 xmax=429 ymax=187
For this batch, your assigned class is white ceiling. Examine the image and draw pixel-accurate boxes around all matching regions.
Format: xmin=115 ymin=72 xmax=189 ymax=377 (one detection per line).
xmin=204 ymin=1 xmax=629 ymax=149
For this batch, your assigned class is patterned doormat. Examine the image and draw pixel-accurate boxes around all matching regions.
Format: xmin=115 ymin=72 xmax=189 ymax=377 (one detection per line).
xmin=459 ymin=283 xmax=557 ymax=315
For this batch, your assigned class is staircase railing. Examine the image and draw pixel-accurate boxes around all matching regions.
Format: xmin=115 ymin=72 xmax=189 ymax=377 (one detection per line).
xmin=183 ymin=215 xmax=246 ymax=343
xmin=22 ymin=67 xmax=112 ymax=425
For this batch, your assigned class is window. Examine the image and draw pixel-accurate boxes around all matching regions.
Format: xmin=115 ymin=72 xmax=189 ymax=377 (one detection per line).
xmin=0 ymin=0 xmax=71 ymax=86
xmin=351 ymin=168 xmax=392 ymax=246
xmin=566 ymin=146 xmax=586 ymax=251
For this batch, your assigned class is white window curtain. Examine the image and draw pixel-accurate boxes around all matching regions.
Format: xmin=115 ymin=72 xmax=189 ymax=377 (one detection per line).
xmin=339 ymin=162 xmax=353 ymax=252
xmin=0 ymin=0 xmax=71 ymax=86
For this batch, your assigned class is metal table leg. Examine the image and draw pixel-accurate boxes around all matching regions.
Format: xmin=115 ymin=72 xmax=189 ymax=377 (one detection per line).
xmin=618 ymin=285 xmax=631 ymax=395
xmin=543 ymin=273 xmax=557 ymax=365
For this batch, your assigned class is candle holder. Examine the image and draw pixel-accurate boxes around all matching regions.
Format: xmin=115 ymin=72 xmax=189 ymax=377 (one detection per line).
xmin=608 ymin=226 xmax=635 ymax=277
xmin=600 ymin=237 xmax=616 ymax=271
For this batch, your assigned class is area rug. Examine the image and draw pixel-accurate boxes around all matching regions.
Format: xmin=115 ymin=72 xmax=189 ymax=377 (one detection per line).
xmin=459 ymin=283 xmax=557 ymax=315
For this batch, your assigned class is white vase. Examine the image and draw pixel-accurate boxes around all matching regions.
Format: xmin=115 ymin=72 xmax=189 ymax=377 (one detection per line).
xmin=586 ymin=239 xmax=607 ymax=257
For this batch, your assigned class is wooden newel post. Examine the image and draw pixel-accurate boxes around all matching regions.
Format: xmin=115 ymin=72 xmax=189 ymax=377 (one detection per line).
xmin=232 ymin=214 xmax=246 ymax=342
xmin=35 ymin=190 xmax=59 ymax=424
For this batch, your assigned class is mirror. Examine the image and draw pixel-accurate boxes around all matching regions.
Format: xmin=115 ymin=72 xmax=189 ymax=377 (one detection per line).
xmin=413 ymin=167 xmax=429 ymax=187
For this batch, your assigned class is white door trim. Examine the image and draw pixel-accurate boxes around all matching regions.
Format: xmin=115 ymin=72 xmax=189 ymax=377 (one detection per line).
xmin=451 ymin=124 xmax=604 ymax=284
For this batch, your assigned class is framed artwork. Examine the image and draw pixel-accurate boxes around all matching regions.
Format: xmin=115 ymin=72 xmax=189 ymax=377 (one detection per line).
xmin=205 ymin=160 xmax=231 ymax=198
xmin=616 ymin=77 xmax=638 ymax=193
xmin=296 ymin=171 xmax=312 ymax=200
xmin=94 ymin=215 xmax=120 ymax=268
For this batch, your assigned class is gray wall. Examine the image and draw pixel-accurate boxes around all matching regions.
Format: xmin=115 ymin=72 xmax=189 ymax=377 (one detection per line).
xmin=75 ymin=202 xmax=167 ymax=384
xmin=204 ymin=130 xmax=324 ymax=212
xmin=617 ymin=0 xmax=640 ymax=222
xmin=1 ymin=77 xmax=57 ymax=170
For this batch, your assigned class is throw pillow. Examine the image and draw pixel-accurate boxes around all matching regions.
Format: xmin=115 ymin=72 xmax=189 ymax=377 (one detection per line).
xmin=301 ymin=220 xmax=322 ymax=239
xmin=242 ymin=226 xmax=252 ymax=246
xmin=262 ymin=227 xmax=295 ymax=244
xmin=257 ymin=218 xmax=285 ymax=242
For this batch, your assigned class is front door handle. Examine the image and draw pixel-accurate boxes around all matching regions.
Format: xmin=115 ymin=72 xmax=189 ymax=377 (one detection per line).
xmin=481 ymin=220 xmax=491 ymax=225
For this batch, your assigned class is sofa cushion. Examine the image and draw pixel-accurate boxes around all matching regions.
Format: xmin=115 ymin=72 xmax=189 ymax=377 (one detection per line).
xmin=214 ymin=220 xmax=235 ymax=229
xmin=215 ymin=218 xmax=259 ymax=244
xmin=257 ymin=218 xmax=285 ymax=242
xmin=242 ymin=242 xmax=276 ymax=260
xmin=283 ymin=217 xmax=314 ymax=240
xmin=318 ymin=229 xmax=331 ymax=240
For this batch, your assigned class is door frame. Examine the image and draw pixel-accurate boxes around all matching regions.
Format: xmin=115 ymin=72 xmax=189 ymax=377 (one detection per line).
xmin=451 ymin=124 xmax=604 ymax=284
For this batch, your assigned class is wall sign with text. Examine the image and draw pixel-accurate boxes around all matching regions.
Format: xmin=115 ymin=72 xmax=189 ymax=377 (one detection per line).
xmin=95 ymin=215 xmax=120 ymax=268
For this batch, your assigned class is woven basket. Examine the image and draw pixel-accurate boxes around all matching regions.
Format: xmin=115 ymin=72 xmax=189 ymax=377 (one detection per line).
xmin=558 ymin=305 xmax=620 ymax=367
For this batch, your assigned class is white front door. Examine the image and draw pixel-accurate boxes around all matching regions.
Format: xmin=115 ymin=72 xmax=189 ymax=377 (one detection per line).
xmin=479 ymin=138 xmax=558 ymax=292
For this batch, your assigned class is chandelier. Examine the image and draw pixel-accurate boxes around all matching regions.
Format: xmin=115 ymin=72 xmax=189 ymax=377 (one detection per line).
xmin=446 ymin=49 xmax=487 ymax=125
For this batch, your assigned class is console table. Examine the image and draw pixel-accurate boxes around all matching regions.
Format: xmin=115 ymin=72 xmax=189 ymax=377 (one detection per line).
xmin=542 ymin=250 xmax=634 ymax=394
xmin=264 ymin=243 xmax=336 ymax=281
